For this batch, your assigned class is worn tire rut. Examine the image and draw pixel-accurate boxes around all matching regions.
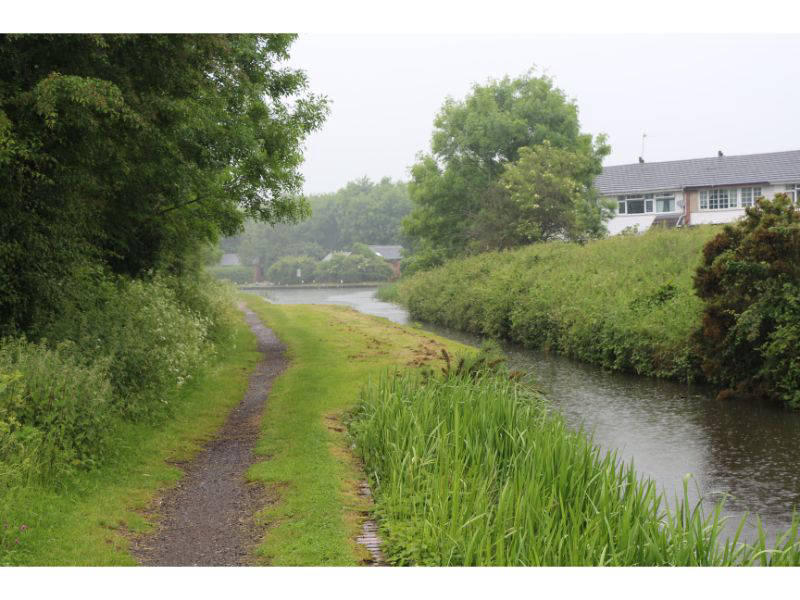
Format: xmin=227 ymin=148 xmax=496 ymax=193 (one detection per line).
xmin=132 ymin=303 xmax=286 ymax=566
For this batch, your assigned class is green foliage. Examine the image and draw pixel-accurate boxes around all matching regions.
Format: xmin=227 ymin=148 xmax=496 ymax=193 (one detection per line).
xmin=206 ymin=265 xmax=255 ymax=284
xmin=266 ymin=255 xmax=319 ymax=285
xmin=489 ymin=142 xmax=614 ymax=246
xmin=0 ymin=313 xmax=260 ymax=566
xmin=402 ymin=69 xmax=609 ymax=261
xmin=392 ymin=227 xmax=718 ymax=379
xmin=315 ymin=253 xmax=393 ymax=283
xmin=693 ymin=195 xmax=800 ymax=408
xmin=351 ymin=370 xmax=800 ymax=565
xmin=0 ymin=34 xmax=328 ymax=335
xmin=0 ymin=340 xmax=112 ymax=485
xmin=0 ymin=271 xmax=238 ymax=492
xmin=236 ymin=176 xmax=411 ymax=271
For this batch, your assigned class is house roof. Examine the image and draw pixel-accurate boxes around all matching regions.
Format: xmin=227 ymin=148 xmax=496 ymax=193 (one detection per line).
xmin=595 ymin=149 xmax=800 ymax=196
xmin=367 ymin=245 xmax=403 ymax=261
xmin=322 ymin=251 xmax=352 ymax=262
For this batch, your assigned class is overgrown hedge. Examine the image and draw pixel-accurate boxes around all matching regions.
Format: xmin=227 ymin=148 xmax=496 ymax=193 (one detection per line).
xmin=266 ymin=252 xmax=394 ymax=285
xmin=206 ymin=265 xmax=254 ymax=284
xmin=0 ymin=272 xmax=237 ymax=487
xmin=390 ymin=227 xmax=719 ymax=381
xmin=315 ymin=253 xmax=393 ymax=283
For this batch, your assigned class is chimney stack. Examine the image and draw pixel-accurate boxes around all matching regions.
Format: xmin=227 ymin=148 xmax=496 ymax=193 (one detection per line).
xmin=718 ymin=150 xmax=724 ymax=157
xmin=638 ymin=156 xmax=645 ymax=164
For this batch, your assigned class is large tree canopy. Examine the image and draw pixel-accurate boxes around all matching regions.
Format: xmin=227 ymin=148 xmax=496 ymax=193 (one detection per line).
xmin=0 ymin=34 xmax=327 ymax=334
xmin=402 ymin=69 xmax=609 ymax=270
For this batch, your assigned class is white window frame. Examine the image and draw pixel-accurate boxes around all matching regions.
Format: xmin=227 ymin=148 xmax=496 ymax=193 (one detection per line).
xmin=617 ymin=191 xmax=678 ymax=215
xmin=739 ymin=186 xmax=762 ymax=208
xmin=699 ymin=188 xmax=739 ymax=211
xmin=785 ymin=184 xmax=800 ymax=204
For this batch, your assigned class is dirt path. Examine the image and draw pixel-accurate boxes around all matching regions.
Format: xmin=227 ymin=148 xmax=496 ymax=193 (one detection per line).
xmin=132 ymin=303 xmax=286 ymax=566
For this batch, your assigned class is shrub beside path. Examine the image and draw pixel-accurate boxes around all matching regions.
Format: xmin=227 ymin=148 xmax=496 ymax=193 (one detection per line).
xmin=132 ymin=303 xmax=286 ymax=566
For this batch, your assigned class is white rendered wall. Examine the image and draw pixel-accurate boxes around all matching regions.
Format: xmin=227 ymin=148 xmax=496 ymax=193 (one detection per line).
xmin=606 ymin=214 xmax=657 ymax=235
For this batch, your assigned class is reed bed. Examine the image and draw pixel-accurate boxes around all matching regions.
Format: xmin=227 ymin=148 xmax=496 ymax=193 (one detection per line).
xmin=350 ymin=368 xmax=800 ymax=566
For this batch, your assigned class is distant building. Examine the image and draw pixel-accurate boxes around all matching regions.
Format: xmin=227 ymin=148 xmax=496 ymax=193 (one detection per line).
xmin=597 ymin=149 xmax=800 ymax=235
xmin=219 ymin=252 xmax=241 ymax=266
xmin=367 ymin=245 xmax=403 ymax=278
xmin=321 ymin=251 xmax=352 ymax=262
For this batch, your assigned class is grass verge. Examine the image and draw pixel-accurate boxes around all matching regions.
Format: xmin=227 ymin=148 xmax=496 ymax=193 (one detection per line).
xmin=391 ymin=227 xmax=719 ymax=381
xmin=241 ymin=295 xmax=469 ymax=565
xmin=0 ymin=314 xmax=260 ymax=565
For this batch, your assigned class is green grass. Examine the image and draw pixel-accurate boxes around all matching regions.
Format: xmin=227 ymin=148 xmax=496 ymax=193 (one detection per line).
xmin=391 ymin=226 xmax=720 ymax=380
xmin=350 ymin=368 xmax=800 ymax=566
xmin=241 ymin=295 xmax=469 ymax=565
xmin=0 ymin=315 xmax=260 ymax=565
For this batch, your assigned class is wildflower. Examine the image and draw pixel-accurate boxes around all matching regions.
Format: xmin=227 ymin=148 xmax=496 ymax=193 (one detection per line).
xmin=19 ymin=524 xmax=28 ymax=532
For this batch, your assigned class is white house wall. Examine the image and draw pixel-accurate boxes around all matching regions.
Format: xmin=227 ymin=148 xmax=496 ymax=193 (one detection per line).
xmin=606 ymin=214 xmax=657 ymax=235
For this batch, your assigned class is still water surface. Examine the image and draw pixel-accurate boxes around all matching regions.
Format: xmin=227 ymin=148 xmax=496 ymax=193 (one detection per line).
xmin=253 ymin=286 xmax=800 ymax=544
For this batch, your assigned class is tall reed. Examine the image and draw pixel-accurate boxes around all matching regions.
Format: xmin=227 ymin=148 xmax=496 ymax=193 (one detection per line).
xmin=350 ymin=368 xmax=800 ymax=565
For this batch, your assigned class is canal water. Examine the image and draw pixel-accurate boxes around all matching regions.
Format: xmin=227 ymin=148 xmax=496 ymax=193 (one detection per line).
xmin=252 ymin=285 xmax=800 ymax=545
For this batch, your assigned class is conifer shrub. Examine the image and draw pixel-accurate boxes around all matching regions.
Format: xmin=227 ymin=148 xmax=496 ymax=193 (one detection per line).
xmin=693 ymin=194 xmax=800 ymax=408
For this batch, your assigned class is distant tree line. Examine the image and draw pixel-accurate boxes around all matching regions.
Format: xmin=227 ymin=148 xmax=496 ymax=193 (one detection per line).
xmin=230 ymin=176 xmax=411 ymax=273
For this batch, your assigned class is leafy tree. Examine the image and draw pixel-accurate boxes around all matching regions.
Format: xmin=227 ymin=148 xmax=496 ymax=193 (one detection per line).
xmin=470 ymin=142 xmax=612 ymax=250
xmin=0 ymin=34 xmax=327 ymax=335
xmin=693 ymin=194 xmax=800 ymax=408
xmin=403 ymin=69 xmax=609 ymax=263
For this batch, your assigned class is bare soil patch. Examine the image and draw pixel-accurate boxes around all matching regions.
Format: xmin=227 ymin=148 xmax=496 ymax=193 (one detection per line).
xmin=131 ymin=303 xmax=286 ymax=566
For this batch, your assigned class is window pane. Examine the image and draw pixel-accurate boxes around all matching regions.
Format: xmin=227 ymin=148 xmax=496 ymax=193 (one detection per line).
xmin=645 ymin=200 xmax=653 ymax=213
xmin=709 ymin=190 xmax=719 ymax=210
xmin=656 ymin=197 xmax=674 ymax=212
xmin=618 ymin=201 xmax=626 ymax=214
xmin=700 ymin=191 xmax=708 ymax=210
xmin=627 ymin=199 xmax=645 ymax=214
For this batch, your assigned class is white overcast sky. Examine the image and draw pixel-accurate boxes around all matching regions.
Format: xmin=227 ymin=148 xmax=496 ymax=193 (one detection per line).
xmin=289 ymin=34 xmax=800 ymax=194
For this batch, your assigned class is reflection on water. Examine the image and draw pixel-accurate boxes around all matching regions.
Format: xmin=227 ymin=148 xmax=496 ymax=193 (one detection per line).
xmin=250 ymin=286 xmax=409 ymax=324
xmin=252 ymin=286 xmax=800 ymax=544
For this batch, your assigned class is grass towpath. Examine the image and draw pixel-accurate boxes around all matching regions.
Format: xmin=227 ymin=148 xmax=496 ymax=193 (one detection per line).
xmin=241 ymin=295 xmax=470 ymax=565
